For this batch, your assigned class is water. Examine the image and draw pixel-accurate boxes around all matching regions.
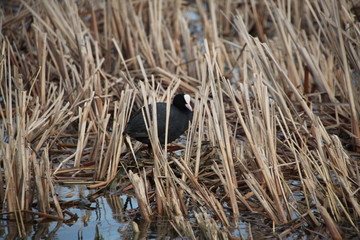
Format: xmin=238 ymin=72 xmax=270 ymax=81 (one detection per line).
xmin=0 ymin=185 xmax=140 ymax=239
xmin=2 ymin=182 xmax=357 ymax=239
xmin=0 ymin=183 xmax=258 ymax=239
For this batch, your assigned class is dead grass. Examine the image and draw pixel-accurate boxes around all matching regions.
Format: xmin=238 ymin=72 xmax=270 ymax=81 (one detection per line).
xmin=0 ymin=0 xmax=359 ymax=238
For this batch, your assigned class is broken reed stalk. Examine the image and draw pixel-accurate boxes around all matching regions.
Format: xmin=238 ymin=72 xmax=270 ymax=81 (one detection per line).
xmin=127 ymin=170 xmax=152 ymax=222
xmin=1 ymin=0 xmax=359 ymax=238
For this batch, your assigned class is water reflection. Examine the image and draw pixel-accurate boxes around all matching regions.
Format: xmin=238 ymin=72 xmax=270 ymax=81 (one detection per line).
xmin=0 ymin=185 xmax=139 ymax=239
xmin=0 ymin=184 xmax=262 ymax=239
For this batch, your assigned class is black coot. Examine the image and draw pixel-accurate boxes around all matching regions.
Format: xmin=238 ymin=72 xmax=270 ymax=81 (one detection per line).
xmin=124 ymin=94 xmax=193 ymax=146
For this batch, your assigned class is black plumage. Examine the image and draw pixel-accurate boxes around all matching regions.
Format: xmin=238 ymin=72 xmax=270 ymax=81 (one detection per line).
xmin=124 ymin=94 xmax=193 ymax=145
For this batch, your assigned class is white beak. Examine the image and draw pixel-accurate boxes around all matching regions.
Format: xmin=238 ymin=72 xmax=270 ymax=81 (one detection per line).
xmin=184 ymin=94 xmax=192 ymax=111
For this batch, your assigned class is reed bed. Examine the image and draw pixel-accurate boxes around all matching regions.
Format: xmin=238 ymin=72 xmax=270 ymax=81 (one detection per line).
xmin=0 ymin=0 xmax=359 ymax=238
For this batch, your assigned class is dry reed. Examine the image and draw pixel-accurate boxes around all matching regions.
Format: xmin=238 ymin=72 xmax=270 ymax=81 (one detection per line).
xmin=0 ymin=0 xmax=359 ymax=238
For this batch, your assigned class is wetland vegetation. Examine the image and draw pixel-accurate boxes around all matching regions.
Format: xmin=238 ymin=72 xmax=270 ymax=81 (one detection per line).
xmin=0 ymin=0 xmax=360 ymax=239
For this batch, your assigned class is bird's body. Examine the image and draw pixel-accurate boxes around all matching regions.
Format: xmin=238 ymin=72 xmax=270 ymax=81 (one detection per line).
xmin=124 ymin=94 xmax=193 ymax=145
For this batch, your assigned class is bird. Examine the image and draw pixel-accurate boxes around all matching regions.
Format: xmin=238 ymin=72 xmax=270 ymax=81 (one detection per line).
xmin=123 ymin=94 xmax=193 ymax=149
